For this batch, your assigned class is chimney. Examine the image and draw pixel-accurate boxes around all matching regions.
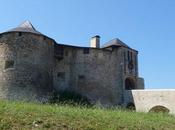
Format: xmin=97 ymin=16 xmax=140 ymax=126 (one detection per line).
xmin=90 ymin=35 xmax=100 ymax=48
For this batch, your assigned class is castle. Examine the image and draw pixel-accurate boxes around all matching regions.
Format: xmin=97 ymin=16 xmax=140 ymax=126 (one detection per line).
xmin=0 ymin=20 xmax=144 ymax=103
xmin=1 ymin=21 xmax=175 ymax=114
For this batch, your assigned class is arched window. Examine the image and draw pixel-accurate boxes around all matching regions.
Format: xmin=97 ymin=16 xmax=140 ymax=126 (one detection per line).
xmin=125 ymin=77 xmax=135 ymax=90
xmin=149 ymin=105 xmax=169 ymax=113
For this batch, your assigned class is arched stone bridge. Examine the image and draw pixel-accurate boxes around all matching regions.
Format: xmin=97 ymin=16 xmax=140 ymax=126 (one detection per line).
xmin=124 ymin=89 xmax=175 ymax=114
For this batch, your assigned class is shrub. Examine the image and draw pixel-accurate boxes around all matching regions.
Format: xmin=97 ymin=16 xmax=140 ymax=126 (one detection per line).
xmin=49 ymin=90 xmax=91 ymax=106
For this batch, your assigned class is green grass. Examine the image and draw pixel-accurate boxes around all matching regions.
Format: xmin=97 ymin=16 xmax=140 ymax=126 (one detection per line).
xmin=0 ymin=100 xmax=174 ymax=130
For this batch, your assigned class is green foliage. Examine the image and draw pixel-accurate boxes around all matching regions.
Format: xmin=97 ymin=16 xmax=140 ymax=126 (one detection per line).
xmin=0 ymin=100 xmax=174 ymax=130
xmin=50 ymin=90 xmax=91 ymax=106
xmin=126 ymin=102 xmax=136 ymax=111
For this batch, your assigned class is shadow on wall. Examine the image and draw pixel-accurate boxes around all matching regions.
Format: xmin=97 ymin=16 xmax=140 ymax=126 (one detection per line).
xmin=123 ymin=90 xmax=136 ymax=111
xmin=123 ymin=77 xmax=136 ymax=111
xmin=125 ymin=77 xmax=136 ymax=90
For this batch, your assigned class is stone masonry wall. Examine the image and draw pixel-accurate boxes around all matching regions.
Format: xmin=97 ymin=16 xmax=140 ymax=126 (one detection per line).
xmin=122 ymin=48 xmax=138 ymax=89
xmin=0 ymin=31 xmax=144 ymax=105
xmin=54 ymin=45 xmax=125 ymax=106
xmin=0 ymin=32 xmax=54 ymax=102
xmin=124 ymin=90 xmax=175 ymax=114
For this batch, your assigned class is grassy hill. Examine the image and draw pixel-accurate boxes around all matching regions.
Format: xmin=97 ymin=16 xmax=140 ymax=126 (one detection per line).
xmin=0 ymin=100 xmax=174 ymax=130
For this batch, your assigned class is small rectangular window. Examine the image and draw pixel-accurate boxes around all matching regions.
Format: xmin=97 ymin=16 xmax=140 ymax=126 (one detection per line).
xmin=43 ymin=36 xmax=46 ymax=40
xmin=78 ymin=75 xmax=85 ymax=80
xmin=54 ymin=44 xmax=64 ymax=60
xmin=0 ymin=34 xmax=3 ymax=38
xmin=18 ymin=32 xmax=22 ymax=36
xmin=83 ymin=48 xmax=89 ymax=54
xmin=5 ymin=60 xmax=14 ymax=69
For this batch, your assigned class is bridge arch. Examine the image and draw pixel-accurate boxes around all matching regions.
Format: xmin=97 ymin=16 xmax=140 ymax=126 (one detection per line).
xmin=149 ymin=105 xmax=170 ymax=113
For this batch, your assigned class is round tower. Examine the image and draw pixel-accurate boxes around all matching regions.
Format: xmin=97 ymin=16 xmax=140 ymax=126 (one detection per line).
xmin=0 ymin=21 xmax=54 ymax=102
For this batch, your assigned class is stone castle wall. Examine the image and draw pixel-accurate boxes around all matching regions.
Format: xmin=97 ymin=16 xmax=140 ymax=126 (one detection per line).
xmin=53 ymin=44 xmax=142 ymax=105
xmin=0 ymin=32 xmax=54 ymax=102
xmin=0 ymin=30 xmax=144 ymax=105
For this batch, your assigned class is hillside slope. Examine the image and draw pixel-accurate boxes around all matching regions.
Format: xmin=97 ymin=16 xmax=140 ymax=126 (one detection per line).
xmin=0 ymin=100 xmax=174 ymax=130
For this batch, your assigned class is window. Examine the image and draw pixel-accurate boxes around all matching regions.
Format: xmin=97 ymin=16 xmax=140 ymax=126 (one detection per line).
xmin=135 ymin=54 xmax=138 ymax=75
xmin=4 ymin=60 xmax=14 ymax=69
xmin=127 ymin=51 xmax=133 ymax=62
xmin=54 ymin=44 xmax=64 ymax=60
xmin=18 ymin=32 xmax=22 ymax=36
xmin=130 ymin=52 xmax=133 ymax=61
xmin=83 ymin=48 xmax=89 ymax=54
xmin=43 ymin=36 xmax=46 ymax=40
xmin=0 ymin=34 xmax=3 ymax=39
xmin=127 ymin=51 xmax=130 ymax=61
xmin=78 ymin=75 xmax=85 ymax=80
xmin=128 ymin=61 xmax=134 ymax=70
xmin=57 ymin=72 xmax=65 ymax=80
xmin=123 ymin=52 xmax=126 ymax=73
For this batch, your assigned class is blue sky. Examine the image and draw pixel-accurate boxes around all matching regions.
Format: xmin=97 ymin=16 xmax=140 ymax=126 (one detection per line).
xmin=0 ymin=0 xmax=175 ymax=89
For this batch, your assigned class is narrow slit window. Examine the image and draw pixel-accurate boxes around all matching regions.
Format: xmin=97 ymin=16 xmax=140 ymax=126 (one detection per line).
xmin=130 ymin=52 xmax=133 ymax=61
xmin=127 ymin=51 xmax=130 ymax=61
xmin=124 ymin=52 xmax=126 ymax=73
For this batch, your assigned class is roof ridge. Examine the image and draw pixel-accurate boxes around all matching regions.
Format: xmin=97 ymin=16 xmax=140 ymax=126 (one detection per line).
xmin=102 ymin=38 xmax=130 ymax=48
xmin=18 ymin=20 xmax=36 ymax=30
xmin=2 ymin=20 xmax=42 ymax=35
